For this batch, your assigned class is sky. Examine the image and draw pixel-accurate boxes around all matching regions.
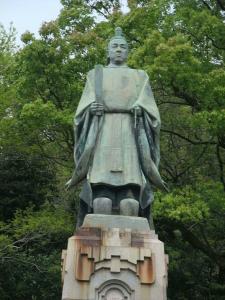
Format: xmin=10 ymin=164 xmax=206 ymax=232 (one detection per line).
xmin=0 ymin=0 xmax=129 ymax=46
xmin=0 ymin=0 xmax=63 ymax=45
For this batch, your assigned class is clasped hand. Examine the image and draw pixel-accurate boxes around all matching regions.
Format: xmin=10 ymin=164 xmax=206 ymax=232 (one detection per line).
xmin=90 ymin=102 xmax=104 ymax=116
xmin=90 ymin=102 xmax=142 ymax=116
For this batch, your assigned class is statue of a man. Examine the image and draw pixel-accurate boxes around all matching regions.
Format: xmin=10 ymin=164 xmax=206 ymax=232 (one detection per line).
xmin=67 ymin=28 xmax=167 ymax=227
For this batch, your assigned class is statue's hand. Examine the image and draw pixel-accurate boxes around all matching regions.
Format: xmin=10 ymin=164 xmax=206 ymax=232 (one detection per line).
xmin=131 ymin=106 xmax=143 ymax=117
xmin=90 ymin=102 xmax=104 ymax=116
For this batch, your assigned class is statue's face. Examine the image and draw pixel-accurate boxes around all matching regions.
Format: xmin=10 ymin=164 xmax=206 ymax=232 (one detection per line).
xmin=108 ymin=38 xmax=128 ymax=65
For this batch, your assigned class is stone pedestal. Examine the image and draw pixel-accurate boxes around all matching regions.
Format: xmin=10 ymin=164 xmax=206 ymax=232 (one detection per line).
xmin=61 ymin=215 xmax=168 ymax=300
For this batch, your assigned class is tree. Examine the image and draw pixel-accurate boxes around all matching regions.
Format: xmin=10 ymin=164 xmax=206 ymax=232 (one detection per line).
xmin=0 ymin=205 xmax=73 ymax=300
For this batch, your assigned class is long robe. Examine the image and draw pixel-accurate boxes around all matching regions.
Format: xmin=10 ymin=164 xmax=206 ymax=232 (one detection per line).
xmin=70 ymin=65 xmax=165 ymax=209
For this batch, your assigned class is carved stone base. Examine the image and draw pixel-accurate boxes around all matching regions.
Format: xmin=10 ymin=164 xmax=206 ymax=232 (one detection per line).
xmin=61 ymin=215 xmax=168 ymax=300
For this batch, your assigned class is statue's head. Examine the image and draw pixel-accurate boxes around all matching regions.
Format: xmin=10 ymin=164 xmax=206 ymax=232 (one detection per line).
xmin=107 ymin=27 xmax=128 ymax=65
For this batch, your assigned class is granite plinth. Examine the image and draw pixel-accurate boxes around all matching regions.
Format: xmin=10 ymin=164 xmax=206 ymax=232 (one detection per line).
xmin=82 ymin=214 xmax=151 ymax=232
xmin=61 ymin=215 xmax=168 ymax=300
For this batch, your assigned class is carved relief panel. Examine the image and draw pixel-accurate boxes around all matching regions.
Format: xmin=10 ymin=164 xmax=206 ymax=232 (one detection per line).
xmin=96 ymin=280 xmax=134 ymax=300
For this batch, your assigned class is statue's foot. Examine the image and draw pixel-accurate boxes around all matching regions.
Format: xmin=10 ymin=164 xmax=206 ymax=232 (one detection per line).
xmin=93 ymin=197 xmax=112 ymax=214
xmin=120 ymin=198 xmax=139 ymax=216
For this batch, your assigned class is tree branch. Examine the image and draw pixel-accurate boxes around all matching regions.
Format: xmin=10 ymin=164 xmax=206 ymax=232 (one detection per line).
xmin=175 ymin=144 xmax=208 ymax=178
xmin=216 ymin=144 xmax=225 ymax=191
xmin=216 ymin=0 xmax=225 ymax=11
xmin=206 ymin=34 xmax=225 ymax=51
xmin=0 ymin=234 xmax=43 ymax=254
xmin=161 ymin=129 xmax=216 ymax=145
xmin=161 ymin=218 xmax=223 ymax=265
xmin=3 ymin=256 xmax=45 ymax=272
xmin=158 ymin=101 xmax=190 ymax=106
xmin=178 ymin=223 xmax=220 ymax=264
xmin=172 ymin=83 xmax=201 ymax=110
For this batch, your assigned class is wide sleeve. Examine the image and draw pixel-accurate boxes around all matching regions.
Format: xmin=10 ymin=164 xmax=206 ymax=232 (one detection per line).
xmin=133 ymin=70 xmax=168 ymax=196
xmin=134 ymin=70 xmax=161 ymax=127
xmin=75 ymin=69 xmax=96 ymax=123
xmin=66 ymin=70 xmax=98 ymax=189
xmin=133 ymin=70 xmax=161 ymax=167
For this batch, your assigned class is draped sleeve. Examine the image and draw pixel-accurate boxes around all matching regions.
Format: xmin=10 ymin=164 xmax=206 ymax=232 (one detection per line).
xmin=75 ymin=69 xmax=95 ymax=121
xmin=67 ymin=69 xmax=102 ymax=189
xmin=133 ymin=70 xmax=161 ymax=167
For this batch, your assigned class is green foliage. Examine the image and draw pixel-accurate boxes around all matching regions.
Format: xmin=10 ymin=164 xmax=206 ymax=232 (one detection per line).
xmin=154 ymin=181 xmax=225 ymax=298
xmin=0 ymin=0 xmax=225 ymax=299
xmin=154 ymin=187 xmax=210 ymax=223
xmin=0 ymin=23 xmax=17 ymax=53
xmin=0 ymin=205 xmax=73 ymax=300
xmin=0 ymin=151 xmax=56 ymax=221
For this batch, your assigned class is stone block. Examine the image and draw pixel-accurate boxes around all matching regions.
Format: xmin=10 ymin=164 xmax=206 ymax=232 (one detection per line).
xmin=62 ymin=215 xmax=168 ymax=300
xmin=82 ymin=214 xmax=151 ymax=232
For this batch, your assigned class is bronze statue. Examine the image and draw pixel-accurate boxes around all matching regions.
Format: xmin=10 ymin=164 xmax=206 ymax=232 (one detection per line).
xmin=67 ymin=28 xmax=167 ymax=227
